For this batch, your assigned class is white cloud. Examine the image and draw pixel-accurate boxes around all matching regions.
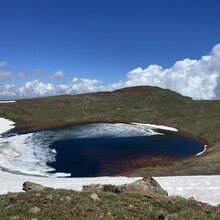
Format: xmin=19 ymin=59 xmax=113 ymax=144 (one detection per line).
xmin=48 ymin=70 xmax=64 ymax=80
xmin=0 ymin=84 xmax=17 ymax=99
xmin=0 ymin=61 xmax=7 ymax=67
xmin=18 ymin=80 xmax=55 ymax=98
xmin=107 ymin=44 xmax=220 ymax=100
xmin=0 ymin=70 xmax=12 ymax=80
xmin=0 ymin=78 xmax=103 ymax=99
xmin=0 ymin=44 xmax=220 ymax=100
xmin=56 ymin=78 xmax=105 ymax=95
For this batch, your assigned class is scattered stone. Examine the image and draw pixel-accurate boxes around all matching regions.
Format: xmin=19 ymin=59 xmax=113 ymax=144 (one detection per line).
xmin=188 ymin=196 xmax=195 ymax=201
xmin=65 ymin=196 xmax=72 ymax=203
xmin=103 ymin=184 xmax=120 ymax=193
xmin=158 ymin=213 xmax=167 ymax=220
xmin=6 ymin=204 xmax=13 ymax=209
xmin=90 ymin=193 xmax=100 ymax=201
xmin=23 ymin=181 xmax=47 ymax=192
xmin=83 ymin=177 xmax=168 ymax=197
xmin=60 ymin=196 xmax=72 ymax=203
xmin=10 ymin=216 xmax=20 ymax=220
xmin=46 ymin=195 xmax=53 ymax=200
xmin=215 ymin=204 xmax=220 ymax=210
xmin=198 ymin=201 xmax=218 ymax=214
xmin=29 ymin=207 xmax=41 ymax=214
xmin=83 ymin=184 xmax=104 ymax=192
xmin=35 ymin=193 xmax=42 ymax=197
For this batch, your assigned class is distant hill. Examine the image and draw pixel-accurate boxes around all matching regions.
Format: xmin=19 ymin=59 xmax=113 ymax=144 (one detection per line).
xmin=0 ymin=86 xmax=220 ymax=176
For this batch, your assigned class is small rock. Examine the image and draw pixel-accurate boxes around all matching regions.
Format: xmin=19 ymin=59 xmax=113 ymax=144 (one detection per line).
xmin=6 ymin=204 xmax=13 ymax=209
xmin=10 ymin=216 xmax=20 ymax=220
xmin=46 ymin=195 xmax=53 ymax=200
xmin=65 ymin=196 xmax=72 ymax=203
xmin=90 ymin=193 xmax=100 ymax=201
xmin=83 ymin=184 xmax=104 ymax=192
xmin=29 ymin=207 xmax=41 ymax=214
xmin=159 ymin=213 xmax=167 ymax=220
xmin=23 ymin=181 xmax=46 ymax=192
xmin=35 ymin=193 xmax=42 ymax=197
xmin=60 ymin=196 xmax=72 ymax=203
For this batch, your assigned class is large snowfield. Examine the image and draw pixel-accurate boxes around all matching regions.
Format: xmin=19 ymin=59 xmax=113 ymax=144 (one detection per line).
xmin=0 ymin=116 xmax=219 ymax=206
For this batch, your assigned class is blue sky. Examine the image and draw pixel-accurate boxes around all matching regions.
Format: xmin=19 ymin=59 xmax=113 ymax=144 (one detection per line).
xmin=0 ymin=0 xmax=220 ymax=99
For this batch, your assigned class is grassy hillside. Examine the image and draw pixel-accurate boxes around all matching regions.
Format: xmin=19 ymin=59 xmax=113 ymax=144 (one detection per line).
xmin=0 ymin=86 xmax=220 ymax=176
xmin=0 ymin=188 xmax=219 ymax=220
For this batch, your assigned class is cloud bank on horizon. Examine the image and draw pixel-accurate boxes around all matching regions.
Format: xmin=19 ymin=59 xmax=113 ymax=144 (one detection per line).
xmin=0 ymin=44 xmax=220 ymax=100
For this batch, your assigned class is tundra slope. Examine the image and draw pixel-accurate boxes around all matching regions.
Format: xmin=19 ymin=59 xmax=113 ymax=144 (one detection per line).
xmin=0 ymin=86 xmax=219 ymax=176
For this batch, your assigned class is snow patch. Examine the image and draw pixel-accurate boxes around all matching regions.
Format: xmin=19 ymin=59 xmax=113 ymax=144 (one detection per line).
xmin=131 ymin=122 xmax=178 ymax=132
xmin=0 ymin=118 xmax=15 ymax=136
xmin=0 ymin=100 xmax=16 ymax=103
xmin=0 ymin=170 xmax=219 ymax=206
xmin=0 ymin=169 xmax=141 ymax=194
xmin=196 ymin=145 xmax=207 ymax=156
xmin=155 ymin=175 xmax=220 ymax=206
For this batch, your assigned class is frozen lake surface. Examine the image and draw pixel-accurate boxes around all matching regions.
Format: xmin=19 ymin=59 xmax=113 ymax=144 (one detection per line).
xmin=1 ymin=123 xmax=204 ymax=177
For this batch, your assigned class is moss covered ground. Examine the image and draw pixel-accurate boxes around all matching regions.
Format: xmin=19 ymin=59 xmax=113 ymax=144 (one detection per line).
xmin=0 ymin=188 xmax=220 ymax=220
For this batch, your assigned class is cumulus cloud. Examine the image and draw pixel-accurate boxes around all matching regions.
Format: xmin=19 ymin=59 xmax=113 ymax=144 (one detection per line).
xmin=48 ymin=70 xmax=64 ymax=80
xmin=0 ymin=44 xmax=220 ymax=100
xmin=57 ymin=78 xmax=104 ymax=94
xmin=0 ymin=70 xmax=12 ymax=80
xmin=0 ymin=84 xmax=17 ymax=99
xmin=107 ymin=44 xmax=220 ymax=100
xmin=0 ymin=78 xmax=103 ymax=99
xmin=18 ymin=80 xmax=55 ymax=98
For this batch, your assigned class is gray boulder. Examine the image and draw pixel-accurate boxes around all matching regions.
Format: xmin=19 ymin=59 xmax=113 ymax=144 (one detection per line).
xmin=23 ymin=181 xmax=47 ymax=192
xmin=82 ymin=177 xmax=168 ymax=197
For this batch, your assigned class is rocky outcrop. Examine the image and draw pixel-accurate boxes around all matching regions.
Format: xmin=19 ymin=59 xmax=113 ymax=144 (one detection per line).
xmin=22 ymin=181 xmax=47 ymax=192
xmin=22 ymin=177 xmax=167 ymax=198
xmin=82 ymin=177 xmax=168 ymax=197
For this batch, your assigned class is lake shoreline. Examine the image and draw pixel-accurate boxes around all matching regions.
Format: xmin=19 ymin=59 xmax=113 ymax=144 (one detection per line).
xmin=0 ymin=119 xmax=206 ymax=178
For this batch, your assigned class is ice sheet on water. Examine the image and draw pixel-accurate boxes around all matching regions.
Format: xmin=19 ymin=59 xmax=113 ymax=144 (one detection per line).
xmin=0 ymin=123 xmax=162 ymax=177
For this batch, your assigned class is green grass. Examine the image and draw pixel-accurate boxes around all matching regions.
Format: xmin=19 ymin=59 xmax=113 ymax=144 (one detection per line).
xmin=0 ymin=85 xmax=220 ymax=176
xmin=0 ymin=189 xmax=219 ymax=220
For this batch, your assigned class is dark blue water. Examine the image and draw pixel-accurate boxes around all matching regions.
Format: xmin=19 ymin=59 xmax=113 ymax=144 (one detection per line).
xmin=48 ymin=134 xmax=204 ymax=177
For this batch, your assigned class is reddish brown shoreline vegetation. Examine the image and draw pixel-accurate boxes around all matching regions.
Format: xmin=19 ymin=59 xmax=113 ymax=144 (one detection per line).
xmin=106 ymin=155 xmax=179 ymax=177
